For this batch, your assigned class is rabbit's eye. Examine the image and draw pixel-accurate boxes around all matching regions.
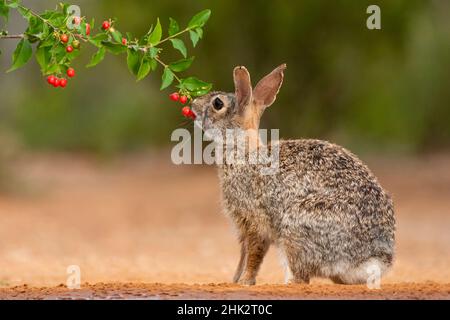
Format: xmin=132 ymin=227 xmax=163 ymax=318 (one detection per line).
xmin=213 ymin=97 xmax=224 ymax=111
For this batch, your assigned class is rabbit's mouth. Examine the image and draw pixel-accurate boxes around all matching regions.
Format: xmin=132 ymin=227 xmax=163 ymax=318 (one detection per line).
xmin=192 ymin=109 xmax=212 ymax=132
xmin=190 ymin=109 xmax=201 ymax=125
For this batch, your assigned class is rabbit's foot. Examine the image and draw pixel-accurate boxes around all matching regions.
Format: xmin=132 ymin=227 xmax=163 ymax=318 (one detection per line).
xmin=287 ymin=278 xmax=310 ymax=285
xmin=286 ymin=272 xmax=310 ymax=285
xmin=238 ymin=277 xmax=256 ymax=286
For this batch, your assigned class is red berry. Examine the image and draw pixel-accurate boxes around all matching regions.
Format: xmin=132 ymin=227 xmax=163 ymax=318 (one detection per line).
xmin=169 ymin=92 xmax=180 ymax=102
xmin=60 ymin=34 xmax=69 ymax=43
xmin=189 ymin=111 xmax=197 ymax=120
xmin=182 ymin=107 xmax=192 ymax=117
xmin=85 ymin=23 xmax=91 ymax=36
xmin=102 ymin=21 xmax=111 ymax=30
xmin=59 ymin=78 xmax=68 ymax=88
xmin=180 ymin=96 xmax=188 ymax=105
xmin=47 ymin=75 xmax=56 ymax=85
xmin=53 ymin=78 xmax=61 ymax=88
xmin=122 ymin=38 xmax=127 ymax=45
xmin=66 ymin=45 xmax=74 ymax=53
xmin=67 ymin=68 xmax=75 ymax=78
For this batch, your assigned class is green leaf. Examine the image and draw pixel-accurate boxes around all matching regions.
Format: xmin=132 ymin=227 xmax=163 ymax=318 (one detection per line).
xmin=111 ymin=29 xmax=123 ymax=43
xmin=150 ymin=59 xmax=157 ymax=71
xmin=168 ymin=17 xmax=179 ymax=36
xmin=89 ymin=33 xmax=108 ymax=47
xmin=127 ymin=48 xmax=141 ymax=76
xmin=160 ymin=67 xmax=174 ymax=90
xmin=179 ymin=76 xmax=212 ymax=95
xmin=35 ymin=45 xmax=51 ymax=73
xmin=0 ymin=0 xmax=10 ymax=22
xmin=41 ymin=9 xmax=65 ymax=28
xmin=169 ymin=38 xmax=187 ymax=58
xmin=137 ymin=59 xmax=151 ymax=81
xmin=188 ymin=9 xmax=211 ymax=29
xmin=50 ymin=43 xmax=67 ymax=64
xmin=86 ymin=46 xmax=106 ymax=68
xmin=26 ymin=16 xmax=42 ymax=34
xmin=189 ymin=30 xmax=200 ymax=47
xmin=7 ymin=38 xmax=32 ymax=72
xmin=149 ymin=47 xmax=160 ymax=59
xmin=144 ymin=24 xmax=153 ymax=40
xmin=25 ymin=16 xmax=48 ymax=41
xmin=66 ymin=48 xmax=81 ymax=61
xmin=39 ymin=36 xmax=55 ymax=48
xmin=17 ymin=6 xmax=32 ymax=20
xmin=6 ymin=0 xmax=19 ymax=9
xmin=46 ymin=64 xmax=62 ymax=75
xmin=195 ymin=27 xmax=203 ymax=39
xmin=169 ymin=57 xmax=194 ymax=72
xmin=148 ymin=18 xmax=162 ymax=46
xmin=102 ymin=41 xmax=127 ymax=55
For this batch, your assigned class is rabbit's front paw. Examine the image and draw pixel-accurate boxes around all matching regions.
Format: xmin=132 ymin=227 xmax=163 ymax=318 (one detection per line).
xmin=238 ymin=277 xmax=256 ymax=286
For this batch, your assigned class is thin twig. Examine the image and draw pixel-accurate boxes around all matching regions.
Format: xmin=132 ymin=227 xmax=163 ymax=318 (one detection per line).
xmin=155 ymin=28 xmax=190 ymax=46
xmin=17 ymin=4 xmax=58 ymax=31
xmin=0 ymin=34 xmax=24 ymax=39
xmin=155 ymin=56 xmax=182 ymax=83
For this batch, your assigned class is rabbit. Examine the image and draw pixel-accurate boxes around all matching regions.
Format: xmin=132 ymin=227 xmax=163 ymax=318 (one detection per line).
xmin=190 ymin=64 xmax=396 ymax=285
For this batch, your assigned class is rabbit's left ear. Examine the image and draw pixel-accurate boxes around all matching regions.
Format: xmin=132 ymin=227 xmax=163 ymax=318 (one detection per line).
xmin=233 ymin=66 xmax=253 ymax=112
xmin=253 ymin=64 xmax=286 ymax=108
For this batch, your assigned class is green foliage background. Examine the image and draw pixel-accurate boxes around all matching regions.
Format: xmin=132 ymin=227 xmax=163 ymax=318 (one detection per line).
xmin=1 ymin=0 xmax=449 ymax=155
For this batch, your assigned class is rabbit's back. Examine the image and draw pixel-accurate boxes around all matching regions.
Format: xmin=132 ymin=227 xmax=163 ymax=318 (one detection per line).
xmin=275 ymin=140 xmax=395 ymax=264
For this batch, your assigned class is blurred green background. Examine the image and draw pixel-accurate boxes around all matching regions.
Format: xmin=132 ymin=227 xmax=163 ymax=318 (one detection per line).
xmin=1 ymin=0 xmax=449 ymax=156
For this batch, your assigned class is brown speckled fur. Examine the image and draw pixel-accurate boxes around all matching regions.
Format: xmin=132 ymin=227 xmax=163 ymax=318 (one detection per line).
xmin=191 ymin=65 xmax=396 ymax=285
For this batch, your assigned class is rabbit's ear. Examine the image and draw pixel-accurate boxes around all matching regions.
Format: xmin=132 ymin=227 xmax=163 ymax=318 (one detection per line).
xmin=233 ymin=66 xmax=253 ymax=111
xmin=253 ymin=64 xmax=286 ymax=108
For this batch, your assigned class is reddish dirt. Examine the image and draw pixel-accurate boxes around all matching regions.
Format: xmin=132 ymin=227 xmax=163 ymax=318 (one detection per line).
xmin=1 ymin=282 xmax=450 ymax=300
xmin=0 ymin=151 xmax=449 ymax=299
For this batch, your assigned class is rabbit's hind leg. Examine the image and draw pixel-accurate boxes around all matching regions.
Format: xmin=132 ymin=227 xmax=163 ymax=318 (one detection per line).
xmin=330 ymin=258 xmax=389 ymax=285
xmin=282 ymin=244 xmax=313 ymax=284
xmin=237 ymin=232 xmax=270 ymax=286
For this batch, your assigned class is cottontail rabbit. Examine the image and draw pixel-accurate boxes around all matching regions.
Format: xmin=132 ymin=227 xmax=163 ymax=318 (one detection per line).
xmin=191 ymin=64 xmax=395 ymax=285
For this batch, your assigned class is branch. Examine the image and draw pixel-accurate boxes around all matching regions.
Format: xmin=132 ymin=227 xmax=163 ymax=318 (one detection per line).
xmin=155 ymin=28 xmax=190 ymax=46
xmin=17 ymin=4 xmax=58 ymax=31
xmin=1 ymin=1 xmax=212 ymax=97
xmin=155 ymin=56 xmax=182 ymax=84
xmin=0 ymin=34 xmax=25 ymax=39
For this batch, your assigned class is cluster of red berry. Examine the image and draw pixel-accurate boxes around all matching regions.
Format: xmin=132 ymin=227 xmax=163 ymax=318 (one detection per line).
xmin=170 ymin=93 xmax=196 ymax=119
xmin=44 ymin=16 xmax=90 ymax=87
xmin=60 ymin=33 xmax=77 ymax=53
xmin=43 ymin=16 xmax=114 ymax=88
xmin=46 ymin=67 xmax=75 ymax=88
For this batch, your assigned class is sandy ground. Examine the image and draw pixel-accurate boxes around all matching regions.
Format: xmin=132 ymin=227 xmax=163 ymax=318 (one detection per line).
xmin=0 ymin=151 xmax=449 ymax=299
